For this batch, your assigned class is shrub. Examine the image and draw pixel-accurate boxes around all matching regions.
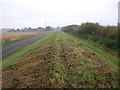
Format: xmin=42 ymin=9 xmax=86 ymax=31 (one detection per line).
xmin=62 ymin=22 xmax=118 ymax=52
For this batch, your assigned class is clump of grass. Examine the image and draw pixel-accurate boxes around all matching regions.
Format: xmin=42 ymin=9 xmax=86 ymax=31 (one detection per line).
xmin=79 ymin=57 xmax=93 ymax=67
xmin=79 ymin=70 xmax=102 ymax=86
xmin=48 ymin=50 xmax=52 ymax=55
xmin=49 ymin=61 xmax=72 ymax=88
xmin=49 ymin=45 xmax=53 ymax=48
xmin=91 ymin=52 xmax=96 ymax=55
xmin=9 ymin=76 xmax=19 ymax=86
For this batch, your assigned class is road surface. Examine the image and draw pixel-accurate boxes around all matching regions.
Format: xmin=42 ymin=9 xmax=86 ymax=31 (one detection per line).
xmin=0 ymin=31 xmax=53 ymax=56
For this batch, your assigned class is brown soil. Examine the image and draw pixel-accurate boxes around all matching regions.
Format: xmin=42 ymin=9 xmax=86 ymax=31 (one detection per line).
xmin=1 ymin=32 xmax=40 ymax=42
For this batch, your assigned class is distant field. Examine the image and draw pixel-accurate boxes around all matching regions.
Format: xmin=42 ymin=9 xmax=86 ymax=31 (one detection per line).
xmin=2 ymin=32 xmax=39 ymax=41
xmin=1 ymin=32 xmax=42 ymax=46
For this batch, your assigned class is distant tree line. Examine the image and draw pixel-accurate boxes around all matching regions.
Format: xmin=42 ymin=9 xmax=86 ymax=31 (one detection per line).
xmin=62 ymin=22 xmax=118 ymax=52
xmin=8 ymin=26 xmax=54 ymax=32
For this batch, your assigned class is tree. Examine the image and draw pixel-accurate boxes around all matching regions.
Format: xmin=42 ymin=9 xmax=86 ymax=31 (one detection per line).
xmin=45 ymin=26 xmax=51 ymax=31
xmin=79 ymin=22 xmax=100 ymax=35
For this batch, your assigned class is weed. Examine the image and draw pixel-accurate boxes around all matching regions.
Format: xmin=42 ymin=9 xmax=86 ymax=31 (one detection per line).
xmin=9 ymin=76 xmax=19 ymax=86
xmin=48 ymin=50 xmax=52 ymax=55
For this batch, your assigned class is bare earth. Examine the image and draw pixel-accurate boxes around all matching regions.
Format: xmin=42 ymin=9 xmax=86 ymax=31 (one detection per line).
xmin=1 ymin=32 xmax=39 ymax=42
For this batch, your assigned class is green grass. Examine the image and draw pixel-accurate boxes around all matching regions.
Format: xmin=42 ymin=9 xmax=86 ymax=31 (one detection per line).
xmin=67 ymin=33 xmax=118 ymax=63
xmin=49 ymin=60 xmax=70 ymax=87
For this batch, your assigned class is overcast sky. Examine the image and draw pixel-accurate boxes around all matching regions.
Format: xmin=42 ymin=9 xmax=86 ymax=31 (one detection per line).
xmin=0 ymin=0 xmax=119 ymax=28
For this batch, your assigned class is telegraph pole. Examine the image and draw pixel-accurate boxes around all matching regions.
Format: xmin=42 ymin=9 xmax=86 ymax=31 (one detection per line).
xmin=45 ymin=19 xmax=47 ymax=28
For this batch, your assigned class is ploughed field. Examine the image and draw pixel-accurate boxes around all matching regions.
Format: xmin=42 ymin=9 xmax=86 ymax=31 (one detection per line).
xmin=1 ymin=32 xmax=41 ymax=46
xmin=2 ymin=30 xmax=119 ymax=88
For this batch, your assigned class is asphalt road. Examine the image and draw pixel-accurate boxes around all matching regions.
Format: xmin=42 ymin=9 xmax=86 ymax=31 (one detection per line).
xmin=0 ymin=31 xmax=53 ymax=56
